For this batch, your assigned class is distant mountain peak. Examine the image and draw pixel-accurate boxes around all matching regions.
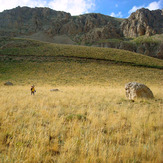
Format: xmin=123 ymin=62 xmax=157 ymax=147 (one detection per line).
xmin=121 ymin=8 xmax=163 ymax=38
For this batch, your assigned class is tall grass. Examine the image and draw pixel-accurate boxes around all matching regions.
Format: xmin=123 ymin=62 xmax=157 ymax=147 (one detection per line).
xmin=0 ymin=37 xmax=163 ymax=162
xmin=0 ymin=60 xmax=163 ymax=86
xmin=0 ymin=86 xmax=162 ymax=162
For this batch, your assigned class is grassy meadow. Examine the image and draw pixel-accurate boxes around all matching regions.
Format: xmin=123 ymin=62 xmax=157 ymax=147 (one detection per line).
xmin=0 ymin=38 xmax=163 ymax=162
xmin=0 ymin=85 xmax=163 ymax=163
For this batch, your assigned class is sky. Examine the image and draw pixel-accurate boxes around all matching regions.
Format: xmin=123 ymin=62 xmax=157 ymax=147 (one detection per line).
xmin=0 ymin=0 xmax=162 ymax=18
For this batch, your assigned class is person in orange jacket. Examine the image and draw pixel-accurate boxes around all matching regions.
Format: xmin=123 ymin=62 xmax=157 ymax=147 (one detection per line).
xmin=31 ymin=85 xmax=36 ymax=95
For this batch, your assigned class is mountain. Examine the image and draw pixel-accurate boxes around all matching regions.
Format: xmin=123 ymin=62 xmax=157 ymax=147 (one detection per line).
xmin=0 ymin=6 xmax=162 ymax=58
xmin=0 ymin=6 xmax=122 ymax=43
xmin=121 ymin=8 xmax=163 ymax=37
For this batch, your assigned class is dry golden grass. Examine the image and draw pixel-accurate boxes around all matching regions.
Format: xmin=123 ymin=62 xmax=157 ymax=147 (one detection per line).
xmin=0 ymin=38 xmax=163 ymax=162
xmin=0 ymin=85 xmax=162 ymax=163
xmin=1 ymin=60 xmax=163 ymax=87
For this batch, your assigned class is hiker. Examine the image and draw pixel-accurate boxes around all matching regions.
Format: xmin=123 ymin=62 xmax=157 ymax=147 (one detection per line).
xmin=31 ymin=85 xmax=36 ymax=95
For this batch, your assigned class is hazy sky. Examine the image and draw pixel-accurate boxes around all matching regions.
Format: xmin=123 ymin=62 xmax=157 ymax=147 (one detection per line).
xmin=0 ymin=0 xmax=162 ymax=17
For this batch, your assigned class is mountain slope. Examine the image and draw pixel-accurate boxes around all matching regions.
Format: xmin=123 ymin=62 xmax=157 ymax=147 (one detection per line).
xmin=0 ymin=6 xmax=122 ymax=44
xmin=0 ymin=38 xmax=163 ymax=88
xmin=0 ymin=37 xmax=163 ymax=69
xmin=0 ymin=7 xmax=162 ymax=58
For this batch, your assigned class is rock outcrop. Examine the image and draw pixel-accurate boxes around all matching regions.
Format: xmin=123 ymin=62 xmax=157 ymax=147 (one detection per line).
xmin=4 ymin=81 xmax=13 ymax=86
xmin=125 ymin=82 xmax=154 ymax=100
xmin=121 ymin=8 xmax=163 ymax=38
xmin=156 ymin=43 xmax=163 ymax=59
xmin=0 ymin=6 xmax=71 ymax=37
xmin=93 ymin=39 xmax=162 ymax=58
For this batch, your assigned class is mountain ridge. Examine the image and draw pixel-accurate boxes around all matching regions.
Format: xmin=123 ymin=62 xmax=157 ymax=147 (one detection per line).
xmin=0 ymin=6 xmax=162 ymax=58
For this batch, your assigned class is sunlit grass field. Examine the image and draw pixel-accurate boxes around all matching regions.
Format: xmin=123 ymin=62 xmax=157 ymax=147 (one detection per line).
xmin=0 ymin=60 xmax=163 ymax=162
xmin=0 ymin=85 xmax=162 ymax=162
xmin=0 ymin=38 xmax=163 ymax=162
xmin=0 ymin=60 xmax=163 ymax=86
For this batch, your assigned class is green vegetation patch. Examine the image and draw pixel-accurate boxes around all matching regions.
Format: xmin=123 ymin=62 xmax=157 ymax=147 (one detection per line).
xmin=0 ymin=37 xmax=163 ymax=69
xmin=131 ymin=34 xmax=163 ymax=44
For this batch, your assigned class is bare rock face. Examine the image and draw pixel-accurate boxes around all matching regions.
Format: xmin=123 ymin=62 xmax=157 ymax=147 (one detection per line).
xmin=0 ymin=7 xmax=162 ymax=44
xmin=121 ymin=8 xmax=163 ymax=38
xmin=4 ymin=81 xmax=13 ymax=86
xmin=81 ymin=21 xmax=122 ymax=44
xmin=0 ymin=7 xmax=122 ymax=44
xmin=125 ymin=82 xmax=154 ymax=100
xmin=156 ymin=43 xmax=163 ymax=59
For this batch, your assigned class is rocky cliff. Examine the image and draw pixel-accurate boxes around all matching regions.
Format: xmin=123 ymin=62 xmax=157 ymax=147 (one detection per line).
xmin=93 ymin=35 xmax=163 ymax=59
xmin=0 ymin=7 xmax=162 ymax=58
xmin=121 ymin=8 xmax=163 ymax=38
xmin=0 ymin=6 xmax=122 ymax=44
xmin=0 ymin=7 xmax=71 ymax=36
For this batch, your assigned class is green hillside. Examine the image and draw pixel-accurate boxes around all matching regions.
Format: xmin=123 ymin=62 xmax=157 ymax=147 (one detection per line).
xmin=0 ymin=37 xmax=163 ymax=86
xmin=0 ymin=37 xmax=163 ymax=69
